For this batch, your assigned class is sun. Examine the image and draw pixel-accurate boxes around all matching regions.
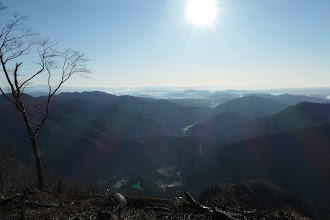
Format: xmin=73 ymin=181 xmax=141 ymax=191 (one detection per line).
xmin=187 ymin=0 xmax=218 ymax=27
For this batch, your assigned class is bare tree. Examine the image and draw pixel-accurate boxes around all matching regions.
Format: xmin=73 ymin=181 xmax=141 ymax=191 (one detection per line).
xmin=0 ymin=3 xmax=91 ymax=190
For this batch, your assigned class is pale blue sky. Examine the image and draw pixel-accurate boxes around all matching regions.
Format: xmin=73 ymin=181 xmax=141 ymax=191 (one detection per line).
xmin=3 ymin=0 xmax=330 ymax=88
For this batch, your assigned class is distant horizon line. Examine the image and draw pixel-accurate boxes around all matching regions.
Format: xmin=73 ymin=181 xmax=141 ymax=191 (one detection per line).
xmin=24 ymin=85 xmax=330 ymax=90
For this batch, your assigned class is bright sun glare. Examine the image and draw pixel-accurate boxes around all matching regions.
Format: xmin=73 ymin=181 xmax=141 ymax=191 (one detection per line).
xmin=187 ymin=0 xmax=218 ymax=26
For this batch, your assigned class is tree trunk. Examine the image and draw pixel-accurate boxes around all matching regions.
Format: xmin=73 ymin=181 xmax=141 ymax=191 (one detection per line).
xmin=29 ymin=135 xmax=44 ymax=190
xmin=18 ymin=104 xmax=44 ymax=190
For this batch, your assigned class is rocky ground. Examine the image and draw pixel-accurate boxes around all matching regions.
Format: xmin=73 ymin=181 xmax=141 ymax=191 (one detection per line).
xmin=0 ymin=190 xmax=310 ymax=220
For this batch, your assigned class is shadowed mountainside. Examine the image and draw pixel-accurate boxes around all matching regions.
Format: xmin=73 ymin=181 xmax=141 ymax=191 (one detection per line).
xmin=1 ymin=91 xmax=330 ymax=213
xmin=213 ymin=96 xmax=289 ymax=119
xmin=0 ymin=98 xmax=171 ymax=168
xmin=50 ymin=92 xmax=291 ymax=134
xmin=231 ymin=102 xmax=330 ymax=141
xmin=254 ymin=93 xmax=329 ymax=105
xmin=49 ymin=91 xmax=214 ymax=134
xmin=185 ymin=112 xmax=249 ymax=141
xmin=186 ymin=102 xmax=330 ymax=142
xmin=184 ymin=123 xmax=330 ymax=208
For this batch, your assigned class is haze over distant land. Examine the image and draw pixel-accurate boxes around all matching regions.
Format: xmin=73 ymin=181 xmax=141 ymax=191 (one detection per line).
xmin=23 ymin=85 xmax=330 ymax=99
xmin=4 ymin=0 xmax=330 ymax=88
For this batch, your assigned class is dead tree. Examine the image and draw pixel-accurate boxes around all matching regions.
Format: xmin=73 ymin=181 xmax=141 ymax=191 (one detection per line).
xmin=0 ymin=3 xmax=91 ymax=190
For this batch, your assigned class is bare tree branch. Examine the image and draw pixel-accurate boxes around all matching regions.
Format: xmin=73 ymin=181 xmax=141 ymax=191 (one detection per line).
xmin=13 ymin=62 xmax=22 ymax=91
xmin=0 ymin=87 xmax=15 ymax=104
xmin=0 ymin=55 xmax=16 ymax=98
xmin=0 ymin=13 xmax=37 ymax=66
xmin=0 ymin=2 xmax=6 ymax=11
xmin=34 ymin=49 xmax=91 ymax=134
xmin=19 ymin=39 xmax=59 ymax=89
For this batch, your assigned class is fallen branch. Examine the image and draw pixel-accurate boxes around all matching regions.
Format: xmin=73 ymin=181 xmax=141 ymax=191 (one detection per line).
xmin=25 ymin=201 xmax=59 ymax=209
xmin=184 ymin=191 xmax=238 ymax=220
xmin=144 ymin=206 xmax=171 ymax=211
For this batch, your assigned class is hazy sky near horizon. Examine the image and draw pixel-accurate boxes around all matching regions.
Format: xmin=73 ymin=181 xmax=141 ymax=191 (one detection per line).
xmin=3 ymin=0 xmax=330 ymax=88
